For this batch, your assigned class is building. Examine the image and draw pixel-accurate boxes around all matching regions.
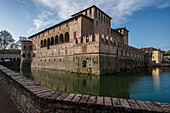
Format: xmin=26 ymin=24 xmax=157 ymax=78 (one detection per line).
xmin=141 ymin=47 xmax=164 ymax=64
xmin=163 ymin=53 xmax=170 ymax=64
xmin=21 ymin=5 xmax=150 ymax=75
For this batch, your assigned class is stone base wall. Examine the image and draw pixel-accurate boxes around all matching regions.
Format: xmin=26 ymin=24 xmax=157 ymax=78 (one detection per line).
xmin=0 ymin=65 xmax=170 ymax=113
xmin=29 ymin=53 xmax=147 ymax=75
xmin=99 ymin=54 xmax=146 ymax=75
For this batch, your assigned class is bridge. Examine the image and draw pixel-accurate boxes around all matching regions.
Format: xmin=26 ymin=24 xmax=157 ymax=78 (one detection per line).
xmin=0 ymin=54 xmax=21 ymax=62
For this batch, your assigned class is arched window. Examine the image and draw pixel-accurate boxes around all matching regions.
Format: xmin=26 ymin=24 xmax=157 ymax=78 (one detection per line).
xmin=13 ymin=58 xmax=16 ymax=61
xmin=47 ymin=38 xmax=50 ymax=47
xmin=55 ymin=35 xmax=58 ymax=44
xmin=60 ymin=34 xmax=64 ymax=43
xmin=51 ymin=37 xmax=54 ymax=45
xmin=41 ymin=40 xmax=43 ymax=48
xmin=65 ymin=32 xmax=69 ymax=43
xmin=22 ymin=53 xmax=25 ymax=57
xmin=44 ymin=39 xmax=47 ymax=47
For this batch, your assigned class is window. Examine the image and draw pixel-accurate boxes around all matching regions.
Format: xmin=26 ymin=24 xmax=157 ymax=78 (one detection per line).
xmin=101 ymin=38 xmax=104 ymax=42
xmin=92 ymin=35 xmax=95 ymax=42
xmin=65 ymin=32 xmax=69 ymax=43
xmin=86 ymin=36 xmax=89 ymax=43
xmin=30 ymin=45 xmax=32 ymax=51
xmin=66 ymin=23 xmax=68 ymax=27
xmin=75 ymin=38 xmax=78 ymax=44
xmin=53 ymin=28 xmax=55 ymax=32
xmin=81 ymin=37 xmax=83 ymax=43
xmin=23 ymin=45 xmax=26 ymax=50
xmin=82 ymin=60 xmax=87 ymax=68
xmin=96 ymin=21 xmax=98 ymax=26
xmin=48 ymin=30 xmax=50 ymax=34
xmin=22 ymin=53 xmax=25 ymax=57
xmin=153 ymin=56 xmax=154 ymax=59
xmin=60 ymin=34 xmax=64 ymax=43
xmin=74 ymin=32 xmax=76 ymax=39
xmin=44 ymin=39 xmax=47 ymax=47
xmin=33 ymin=53 xmax=35 ymax=57
xmin=55 ymin=35 xmax=58 ymax=44
xmin=41 ymin=40 xmax=43 ymax=48
xmin=85 ymin=10 xmax=87 ymax=15
xmin=59 ymin=26 xmax=61 ymax=30
xmin=75 ymin=17 xmax=77 ymax=21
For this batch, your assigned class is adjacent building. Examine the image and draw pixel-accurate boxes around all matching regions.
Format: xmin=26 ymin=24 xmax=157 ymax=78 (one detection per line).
xmin=141 ymin=47 xmax=164 ymax=64
xmin=163 ymin=53 xmax=170 ymax=64
xmin=21 ymin=5 xmax=151 ymax=75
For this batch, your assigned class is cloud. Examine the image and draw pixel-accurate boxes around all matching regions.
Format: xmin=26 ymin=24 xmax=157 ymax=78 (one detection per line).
xmin=16 ymin=0 xmax=170 ymax=34
xmin=158 ymin=2 xmax=170 ymax=9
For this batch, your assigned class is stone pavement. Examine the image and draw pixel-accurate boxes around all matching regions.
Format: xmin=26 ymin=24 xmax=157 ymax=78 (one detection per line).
xmin=0 ymin=81 xmax=21 ymax=113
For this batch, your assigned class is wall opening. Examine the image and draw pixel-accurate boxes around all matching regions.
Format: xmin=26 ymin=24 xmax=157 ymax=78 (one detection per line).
xmin=82 ymin=60 xmax=87 ymax=68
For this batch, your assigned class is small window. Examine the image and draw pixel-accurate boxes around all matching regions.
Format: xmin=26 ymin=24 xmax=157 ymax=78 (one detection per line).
xmin=153 ymin=56 xmax=154 ymax=59
xmin=81 ymin=37 xmax=83 ymax=43
xmin=33 ymin=53 xmax=35 ymax=57
xmin=74 ymin=32 xmax=76 ymax=39
xmin=23 ymin=45 xmax=26 ymax=50
xmin=59 ymin=26 xmax=61 ymax=30
xmin=75 ymin=38 xmax=78 ymax=44
xmin=75 ymin=17 xmax=77 ymax=21
xmin=48 ymin=30 xmax=50 ymax=34
xmin=66 ymin=23 xmax=68 ymax=27
xmin=22 ymin=53 xmax=25 ymax=57
xmin=30 ymin=45 xmax=32 ymax=51
xmin=96 ymin=21 xmax=98 ymax=26
xmin=43 ymin=32 xmax=45 ymax=36
xmin=92 ymin=35 xmax=95 ymax=42
xmin=53 ymin=28 xmax=55 ymax=32
xmin=82 ymin=60 xmax=87 ymax=68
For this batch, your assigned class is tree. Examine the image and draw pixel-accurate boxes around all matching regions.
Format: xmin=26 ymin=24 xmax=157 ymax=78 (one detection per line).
xmin=9 ymin=42 xmax=19 ymax=50
xmin=167 ymin=50 xmax=170 ymax=54
xmin=0 ymin=30 xmax=15 ymax=50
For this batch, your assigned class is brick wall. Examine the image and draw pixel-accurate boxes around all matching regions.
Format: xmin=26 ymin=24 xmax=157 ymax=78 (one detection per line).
xmin=0 ymin=65 xmax=170 ymax=113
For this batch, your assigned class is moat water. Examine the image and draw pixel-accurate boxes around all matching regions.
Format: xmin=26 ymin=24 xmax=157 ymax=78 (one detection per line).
xmin=3 ymin=63 xmax=170 ymax=104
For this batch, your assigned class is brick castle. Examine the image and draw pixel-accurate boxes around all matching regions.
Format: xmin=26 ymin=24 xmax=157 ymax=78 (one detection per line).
xmin=21 ymin=5 xmax=151 ymax=75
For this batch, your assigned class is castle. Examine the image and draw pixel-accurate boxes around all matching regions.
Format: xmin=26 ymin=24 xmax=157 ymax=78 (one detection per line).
xmin=21 ymin=5 xmax=151 ymax=75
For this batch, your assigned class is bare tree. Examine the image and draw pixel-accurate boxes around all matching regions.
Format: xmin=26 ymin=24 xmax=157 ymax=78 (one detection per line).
xmin=0 ymin=30 xmax=15 ymax=50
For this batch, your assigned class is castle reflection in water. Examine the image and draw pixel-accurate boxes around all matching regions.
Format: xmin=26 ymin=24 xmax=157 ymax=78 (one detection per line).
xmin=19 ymin=67 xmax=170 ymax=101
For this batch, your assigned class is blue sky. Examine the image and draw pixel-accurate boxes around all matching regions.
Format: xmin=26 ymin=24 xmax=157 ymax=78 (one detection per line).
xmin=0 ymin=0 xmax=170 ymax=51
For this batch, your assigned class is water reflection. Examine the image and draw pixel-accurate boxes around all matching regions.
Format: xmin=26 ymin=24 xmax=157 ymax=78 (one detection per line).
xmin=152 ymin=68 xmax=163 ymax=91
xmin=17 ymin=66 xmax=170 ymax=104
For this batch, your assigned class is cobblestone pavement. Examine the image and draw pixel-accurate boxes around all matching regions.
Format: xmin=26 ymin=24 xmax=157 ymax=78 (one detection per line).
xmin=0 ymin=81 xmax=21 ymax=113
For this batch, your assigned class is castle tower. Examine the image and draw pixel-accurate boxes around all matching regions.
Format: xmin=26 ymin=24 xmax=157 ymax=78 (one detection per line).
xmin=20 ymin=40 xmax=33 ymax=68
xmin=114 ymin=27 xmax=129 ymax=45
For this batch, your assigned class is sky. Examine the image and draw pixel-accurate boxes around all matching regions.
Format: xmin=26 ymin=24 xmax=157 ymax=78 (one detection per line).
xmin=0 ymin=0 xmax=170 ymax=51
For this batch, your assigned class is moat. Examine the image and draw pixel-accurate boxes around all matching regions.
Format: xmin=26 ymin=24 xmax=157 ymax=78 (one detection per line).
xmin=5 ymin=63 xmax=169 ymax=104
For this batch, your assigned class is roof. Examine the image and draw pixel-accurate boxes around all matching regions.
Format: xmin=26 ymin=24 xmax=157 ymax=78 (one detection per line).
xmin=28 ymin=14 xmax=93 ymax=39
xmin=141 ymin=47 xmax=164 ymax=52
xmin=71 ymin=5 xmax=112 ymax=19
xmin=130 ymin=46 xmax=145 ymax=53
xmin=114 ymin=27 xmax=129 ymax=32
